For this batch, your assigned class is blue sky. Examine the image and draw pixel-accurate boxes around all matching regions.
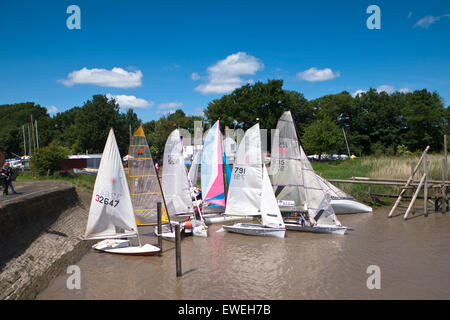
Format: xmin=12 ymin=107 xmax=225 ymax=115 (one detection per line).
xmin=1 ymin=0 xmax=449 ymax=122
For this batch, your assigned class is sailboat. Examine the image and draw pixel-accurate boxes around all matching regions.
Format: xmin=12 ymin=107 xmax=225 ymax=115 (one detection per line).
xmin=271 ymin=110 xmax=371 ymax=215
xmin=128 ymin=126 xmax=178 ymax=240
xmin=83 ymin=128 xmax=160 ymax=255
xmin=270 ymin=111 xmax=347 ymax=234
xmin=222 ymin=123 xmax=286 ymax=238
xmin=128 ymin=126 xmax=172 ymax=226
xmin=201 ymin=120 xmax=251 ymax=225
xmin=161 ymin=128 xmax=208 ymax=238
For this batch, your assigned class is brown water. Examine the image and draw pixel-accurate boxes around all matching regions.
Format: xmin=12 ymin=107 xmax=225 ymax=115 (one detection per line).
xmin=37 ymin=206 xmax=450 ymax=300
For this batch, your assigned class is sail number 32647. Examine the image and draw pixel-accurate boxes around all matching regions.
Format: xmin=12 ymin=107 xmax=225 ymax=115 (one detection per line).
xmin=95 ymin=194 xmax=120 ymax=207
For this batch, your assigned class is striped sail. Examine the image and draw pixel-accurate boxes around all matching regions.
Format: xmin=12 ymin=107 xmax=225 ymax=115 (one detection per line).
xmin=201 ymin=120 xmax=225 ymax=207
xmin=128 ymin=126 xmax=169 ymax=226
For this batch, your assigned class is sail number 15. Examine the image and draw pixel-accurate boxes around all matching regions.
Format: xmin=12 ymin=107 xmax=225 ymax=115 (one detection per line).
xmin=95 ymin=194 xmax=120 ymax=207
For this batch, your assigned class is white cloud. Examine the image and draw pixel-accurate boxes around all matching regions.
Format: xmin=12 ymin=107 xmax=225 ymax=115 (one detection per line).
xmin=60 ymin=67 xmax=143 ymax=88
xmin=376 ymin=85 xmax=396 ymax=94
xmin=352 ymin=85 xmax=413 ymax=97
xmin=158 ymin=102 xmax=183 ymax=109
xmin=352 ymin=89 xmax=367 ymax=97
xmin=408 ymin=11 xmax=413 ymax=19
xmin=414 ymin=14 xmax=450 ymax=28
xmin=296 ymin=67 xmax=340 ymax=82
xmin=106 ymin=94 xmax=153 ymax=108
xmin=191 ymin=72 xmax=201 ymax=81
xmin=46 ymin=106 xmax=58 ymax=113
xmin=195 ymin=52 xmax=264 ymax=94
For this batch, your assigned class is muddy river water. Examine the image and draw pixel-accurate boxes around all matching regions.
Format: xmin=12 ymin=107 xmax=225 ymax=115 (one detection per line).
xmin=37 ymin=206 xmax=450 ymax=299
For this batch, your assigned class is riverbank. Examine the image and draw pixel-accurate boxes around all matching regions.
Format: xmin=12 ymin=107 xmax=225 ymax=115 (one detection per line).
xmin=0 ymin=181 xmax=94 ymax=300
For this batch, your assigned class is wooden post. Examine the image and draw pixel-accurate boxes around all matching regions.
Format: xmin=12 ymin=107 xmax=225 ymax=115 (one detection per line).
xmin=444 ymin=135 xmax=448 ymax=212
xmin=175 ymin=224 xmax=182 ymax=277
xmin=424 ymin=153 xmax=428 ymax=217
xmin=157 ymin=202 xmax=162 ymax=256
xmin=389 ymin=146 xmax=430 ymax=217
xmin=442 ymin=159 xmax=448 ymax=213
xmin=404 ymin=173 xmax=427 ymax=220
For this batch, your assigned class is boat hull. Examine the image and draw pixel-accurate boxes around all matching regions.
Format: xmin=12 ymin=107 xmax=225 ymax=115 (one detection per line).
xmin=284 ymin=222 xmax=347 ymax=235
xmin=331 ymin=198 xmax=372 ymax=214
xmin=204 ymin=214 xmax=252 ymax=225
xmin=222 ymin=223 xmax=286 ymax=238
xmin=93 ymin=239 xmax=160 ymax=256
xmin=154 ymin=224 xmax=191 ymax=241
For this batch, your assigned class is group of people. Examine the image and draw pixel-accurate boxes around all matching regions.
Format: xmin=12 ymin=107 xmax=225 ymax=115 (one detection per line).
xmin=1 ymin=163 xmax=17 ymax=196
xmin=298 ymin=212 xmax=311 ymax=227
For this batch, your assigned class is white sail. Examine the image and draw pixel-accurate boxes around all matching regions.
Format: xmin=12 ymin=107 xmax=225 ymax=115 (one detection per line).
xmin=269 ymin=113 xmax=306 ymax=212
xmin=84 ymin=128 xmax=138 ymax=240
xmin=162 ymin=129 xmax=193 ymax=215
xmin=261 ymin=165 xmax=285 ymax=228
xmin=188 ymin=149 xmax=202 ymax=187
xmin=225 ymin=123 xmax=263 ymax=216
xmin=271 ymin=111 xmax=342 ymax=226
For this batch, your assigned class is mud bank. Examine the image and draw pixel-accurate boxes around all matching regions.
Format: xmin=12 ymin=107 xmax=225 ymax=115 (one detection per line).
xmin=0 ymin=181 xmax=94 ymax=299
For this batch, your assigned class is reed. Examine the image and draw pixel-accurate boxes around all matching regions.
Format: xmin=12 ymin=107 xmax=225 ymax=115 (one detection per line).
xmin=362 ymin=153 xmax=448 ymax=181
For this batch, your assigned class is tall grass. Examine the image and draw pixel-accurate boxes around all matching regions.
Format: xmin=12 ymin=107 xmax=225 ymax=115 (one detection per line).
xmin=363 ymin=153 xmax=449 ymax=181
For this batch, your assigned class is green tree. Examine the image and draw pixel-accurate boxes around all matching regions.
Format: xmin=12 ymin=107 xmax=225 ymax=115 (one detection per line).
xmin=30 ymin=141 xmax=71 ymax=175
xmin=302 ymin=116 xmax=346 ymax=159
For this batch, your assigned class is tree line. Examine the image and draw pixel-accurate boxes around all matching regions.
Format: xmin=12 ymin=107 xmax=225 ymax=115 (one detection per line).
xmin=0 ymin=80 xmax=448 ymax=163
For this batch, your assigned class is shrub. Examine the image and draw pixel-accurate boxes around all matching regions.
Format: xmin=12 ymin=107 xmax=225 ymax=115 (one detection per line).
xmin=396 ymin=144 xmax=412 ymax=156
xmin=30 ymin=141 xmax=71 ymax=176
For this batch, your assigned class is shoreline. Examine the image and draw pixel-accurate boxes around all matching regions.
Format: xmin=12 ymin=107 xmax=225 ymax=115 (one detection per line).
xmin=0 ymin=181 xmax=94 ymax=300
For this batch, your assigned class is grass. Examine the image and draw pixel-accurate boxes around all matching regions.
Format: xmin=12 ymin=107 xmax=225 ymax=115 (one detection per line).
xmin=16 ymin=171 xmax=96 ymax=193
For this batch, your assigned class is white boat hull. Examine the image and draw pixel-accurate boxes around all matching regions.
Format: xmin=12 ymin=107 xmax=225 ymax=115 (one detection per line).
xmin=204 ymin=214 xmax=252 ymax=225
xmin=331 ymin=198 xmax=372 ymax=214
xmin=93 ymin=239 xmax=160 ymax=256
xmin=193 ymin=225 xmax=209 ymax=237
xmin=154 ymin=224 xmax=191 ymax=241
xmin=222 ymin=223 xmax=286 ymax=238
xmin=284 ymin=222 xmax=347 ymax=235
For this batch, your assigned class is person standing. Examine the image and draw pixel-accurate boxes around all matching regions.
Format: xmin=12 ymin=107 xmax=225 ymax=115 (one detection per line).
xmin=1 ymin=163 xmax=10 ymax=195
xmin=4 ymin=163 xmax=17 ymax=195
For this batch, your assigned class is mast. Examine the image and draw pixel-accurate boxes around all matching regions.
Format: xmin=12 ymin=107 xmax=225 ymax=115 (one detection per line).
xmin=22 ymin=125 xmax=26 ymax=156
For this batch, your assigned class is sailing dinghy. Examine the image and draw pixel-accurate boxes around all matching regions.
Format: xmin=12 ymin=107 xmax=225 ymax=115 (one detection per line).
xmin=83 ymin=128 xmax=160 ymax=255
xmin=270 ymin=111 xmax=347 ymax=234
xmin=222 ymin=123 xmax=286 ymax=238
xmin=128 ymin=126 xmax=180 ymax=240
xmin=160 ymin=128 xmax=208 ymax=238
xmin=201 ymin=120 xmax=251 ymax=225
